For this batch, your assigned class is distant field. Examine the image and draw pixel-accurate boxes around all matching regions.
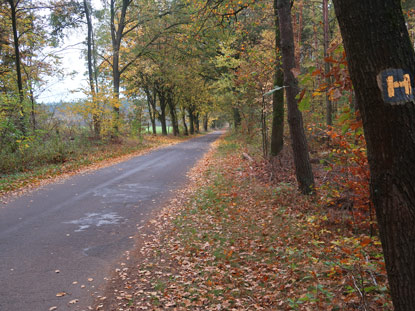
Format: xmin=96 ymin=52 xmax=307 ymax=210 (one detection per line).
xmin=145 ymin=126 xmax=173 ymax=134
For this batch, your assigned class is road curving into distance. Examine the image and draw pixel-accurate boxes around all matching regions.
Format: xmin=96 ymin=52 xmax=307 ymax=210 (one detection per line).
xmin=0 ymin=131 xmax=223 ymax=311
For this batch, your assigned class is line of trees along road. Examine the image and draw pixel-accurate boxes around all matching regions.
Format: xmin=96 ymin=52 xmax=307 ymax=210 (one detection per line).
xmin=1 ymin=0 xmax=415 ymax=308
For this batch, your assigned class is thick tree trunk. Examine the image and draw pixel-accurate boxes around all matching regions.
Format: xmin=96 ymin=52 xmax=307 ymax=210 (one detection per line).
xmin=323 ymin=0 xmax=332 ymax=126
xmin=333 ymin=1 xmax=415 ymax=309
xmin=277 ymin=0 xmax=314 ymax=194
xmin=271 ymin=0 xmax=284 ymax=156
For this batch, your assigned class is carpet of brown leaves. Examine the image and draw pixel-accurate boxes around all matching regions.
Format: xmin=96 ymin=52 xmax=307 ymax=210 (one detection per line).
xmin=96 ymin=134 xmax=392 ymax=310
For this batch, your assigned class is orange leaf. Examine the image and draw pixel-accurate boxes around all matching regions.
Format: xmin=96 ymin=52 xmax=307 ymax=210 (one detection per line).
xmin=360 ymin=236 xmax=371 ymax=247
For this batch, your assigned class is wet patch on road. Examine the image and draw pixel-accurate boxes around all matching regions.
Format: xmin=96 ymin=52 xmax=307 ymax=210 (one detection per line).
xmin=64 ymin=212 xmax=124 ymax=232
xmin=93 ymin=184 xmax=160 ymax=204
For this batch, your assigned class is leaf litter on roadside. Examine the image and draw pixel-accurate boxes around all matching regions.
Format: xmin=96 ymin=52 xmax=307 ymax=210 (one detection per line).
xmin=96 ymin=134 xmax=391 ymax=310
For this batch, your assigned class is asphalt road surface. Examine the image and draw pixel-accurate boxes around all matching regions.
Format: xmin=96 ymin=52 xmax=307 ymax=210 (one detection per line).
xmin=0 ymin=131 xmax=222 ymax=311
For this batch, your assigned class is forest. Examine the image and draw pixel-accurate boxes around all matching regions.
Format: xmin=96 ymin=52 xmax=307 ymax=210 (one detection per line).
xmin=1 ymin=0 xmax=415 ymax=310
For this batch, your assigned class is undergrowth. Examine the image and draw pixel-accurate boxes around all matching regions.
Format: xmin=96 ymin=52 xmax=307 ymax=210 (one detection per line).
xmin=0 ymin=134 xmax=188 ymax=195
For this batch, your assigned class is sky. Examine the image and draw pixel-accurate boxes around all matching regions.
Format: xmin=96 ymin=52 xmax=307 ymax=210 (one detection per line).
xmin=35 ymin=31 xmax=88 ymax=104
xmin=36 ymin=0 xmax=104 ymax=104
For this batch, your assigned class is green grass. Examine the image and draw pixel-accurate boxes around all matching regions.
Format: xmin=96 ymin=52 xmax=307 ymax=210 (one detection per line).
xmin=0 ymin=134 xmax=173 ymax=195
xmin=145 ymin=126 xmax=173 ymax=134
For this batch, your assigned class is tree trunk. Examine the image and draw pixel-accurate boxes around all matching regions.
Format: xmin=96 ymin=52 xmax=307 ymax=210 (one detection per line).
xmin=84 ymin=0 xmax=100 ymax=139
xmin=8 ymin=0 xmax=26 ymax=134
xmin=323 ymin=0 xmax=332 ymax=126
xmin=188 ymin=107 xmax=195 ymax=134
xmin=112 ymin=54 xmax=121 ymax=134
xmin=333 ymin=1 xmax=415 ymax=309
xmin=233 ymin=107 xmax=241 ymax=129
xmin=167 ymin=91 xmax=179 ymax=136
xmin=271 ymin=0 xmax=284 ymax=157
xmin=110 ymin=0 xmax=129 ymax=135
xmin=195 ymin=112 xmax=200 ymax=133
xmin=277 ymin=0 xmax=314 ymax=194
xmin=157 ymin=90 xmax=167 ymax=136
xmin=144 ymin=85 xmax=157 ymax=134
xmin=312 ymin=2 xmax=319 ymax=69
xmin=29 ymin=84 xmax=36 ymax=131
xmin=182 ymin=109 xmax=188 ymax=136
xmin=203 ymin=113 xmax=208 ymax=132
xmin=143 ymin=83 xmax=157 ymax=134
xmin=261 ymin=97 xmax=269 ymax=158
xmin=294 ymin=0 xmax=303 ymax=69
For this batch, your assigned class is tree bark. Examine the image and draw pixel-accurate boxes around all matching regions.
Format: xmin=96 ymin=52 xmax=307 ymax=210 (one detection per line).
xmin=8 ymin=0 xmax=26 ymax=134
xmin=110 ymin=0 xmax=129 ymax=135
xmin=233 ymin=107 xmax=241 ymax=129
xmin=167 ymin=90 xmax=179 ymax=136
xmin=182 ymin=108 xmax=188 ymax=136
xmin=150 ymin=108 xmax=156 ymax=134
xmin=277 ymin=0 xmax=314 ymax=194
xmin=157 ymin=88 xmax=168 ymax=136
xmin=294 ymin=0 xmax=303 ymax=69
xmin=203 ymin=113 xmax=208 ymax=132
xmin=271 ymin=0 xmax=284 ymax=156
xmin=188 ymin=106 xmax=195 ymax=135
xmin=84 ymin=0 xmax=100 ymax=138
xmin=195 ymin=112 xmax=200 ymax=133
xmin=323 ymin=0 xmax=332 ymax=126
xmin=333 ymin=1 xmax=415 ymax=309
xmin=144 ymin=85 xmax=157 ymax=135
xmin=29 ymin=83 xmax=36 ymax=131
xmin=312 ymin=2 xmax=319 ymax=69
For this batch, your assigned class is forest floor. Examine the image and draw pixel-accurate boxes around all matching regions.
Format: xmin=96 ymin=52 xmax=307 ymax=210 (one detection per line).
xmin=96 ymin=132 xmax=392 ymax=311
xmin=0 ymin=134 xmax=194 ymax=201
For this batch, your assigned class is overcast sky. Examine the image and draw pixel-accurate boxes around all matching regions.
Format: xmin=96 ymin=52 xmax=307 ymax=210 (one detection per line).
xmin=35 ymin=31 xmax=88 ymax=104
xmin=36 ymin=1 xmax=104 ymax=104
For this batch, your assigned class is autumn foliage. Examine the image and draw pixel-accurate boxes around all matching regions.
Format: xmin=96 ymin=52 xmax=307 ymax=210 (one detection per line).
xmin=99 ymin=134 xmax=391 ymax=310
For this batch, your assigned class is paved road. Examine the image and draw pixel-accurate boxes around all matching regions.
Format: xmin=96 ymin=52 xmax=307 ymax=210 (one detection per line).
xmin=0 ymin=131 xmax=222 ymax=311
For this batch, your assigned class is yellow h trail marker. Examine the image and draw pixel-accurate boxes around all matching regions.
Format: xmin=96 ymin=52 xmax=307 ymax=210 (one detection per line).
xmin=386 ymin=74 xmax=412 ymax=98
xmin=378 ymin=69 xmax=415 ymax=104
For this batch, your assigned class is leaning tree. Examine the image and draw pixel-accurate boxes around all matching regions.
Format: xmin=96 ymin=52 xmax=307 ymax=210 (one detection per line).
xmin=333 ymin=0 xmax=415 ymax=309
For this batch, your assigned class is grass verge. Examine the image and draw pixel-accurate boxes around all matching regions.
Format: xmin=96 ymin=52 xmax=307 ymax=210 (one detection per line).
xmin=0 ymin=134 xmax=191 ymax=197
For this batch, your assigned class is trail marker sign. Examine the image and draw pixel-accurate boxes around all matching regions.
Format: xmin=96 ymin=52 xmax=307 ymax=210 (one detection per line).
xmin=378 ymin=69 xmax=415 ymax=104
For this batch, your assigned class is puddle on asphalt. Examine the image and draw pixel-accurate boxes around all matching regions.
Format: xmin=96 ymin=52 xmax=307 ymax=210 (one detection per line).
xmin=64 ymin=212 xmax=124 ymax=232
